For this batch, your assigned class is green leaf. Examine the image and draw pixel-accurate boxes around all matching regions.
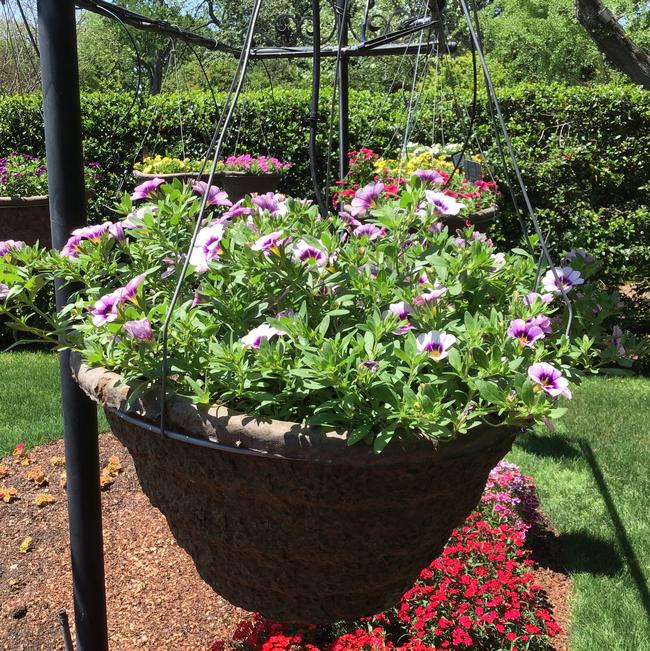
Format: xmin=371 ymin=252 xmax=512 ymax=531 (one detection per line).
xmin=475 ymin=379 xmax=505 ymax=404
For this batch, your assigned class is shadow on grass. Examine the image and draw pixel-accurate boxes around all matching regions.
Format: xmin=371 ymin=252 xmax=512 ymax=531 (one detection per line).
xmin=515 ymin=431 xmax=581 ymax=461
xmin=578 ymin=439 xmax=650 ymax=618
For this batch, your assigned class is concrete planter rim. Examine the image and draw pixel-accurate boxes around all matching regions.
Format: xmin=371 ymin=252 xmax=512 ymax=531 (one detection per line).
xmin=0 ymin=194 xmax=50 ymax=206
xmin=71 ymin=353 xmax=517 ymax=467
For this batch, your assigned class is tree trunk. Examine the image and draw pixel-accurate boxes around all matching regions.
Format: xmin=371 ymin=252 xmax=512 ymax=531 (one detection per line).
xmin=575 ymin=0 xmax=650 ymax=90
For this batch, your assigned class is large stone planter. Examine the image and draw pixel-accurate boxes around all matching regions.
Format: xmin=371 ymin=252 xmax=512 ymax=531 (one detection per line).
xmin=0 ymin=195 xmax=52 ymax=247
xmin=220 ymin=172 xmax=282 ymax=203
xmin=72 ymin=358 xmax=516 ymax=623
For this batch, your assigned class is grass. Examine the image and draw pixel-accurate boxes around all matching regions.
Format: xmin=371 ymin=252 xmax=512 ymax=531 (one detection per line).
xmin=0 ymin=351 xmax=107 ymax=456
xmin=0 ymin=353 xmax=648 ymax=648
xmin=509 ymin=376 xmax=650 ymax=651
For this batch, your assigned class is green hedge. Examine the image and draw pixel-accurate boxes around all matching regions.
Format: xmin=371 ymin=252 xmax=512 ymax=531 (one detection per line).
xmin=1 ymin=83 xmax=649 ymax=285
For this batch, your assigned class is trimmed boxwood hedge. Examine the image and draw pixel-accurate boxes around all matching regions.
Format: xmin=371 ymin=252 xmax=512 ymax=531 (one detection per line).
xmin=1 ymin=83 xmax=649 ymax=346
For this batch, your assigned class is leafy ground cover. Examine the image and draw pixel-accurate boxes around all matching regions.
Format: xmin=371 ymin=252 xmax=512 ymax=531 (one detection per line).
xmin=0 ymin=351 xmax=107 ymax=456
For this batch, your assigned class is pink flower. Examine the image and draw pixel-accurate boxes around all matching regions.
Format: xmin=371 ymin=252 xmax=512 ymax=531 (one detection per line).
xmin=189 ymin=223 xmax=225 ymax=272
xmin=251 ymin=230 xmax=284 ymax=253
xmin=90 ymin=291 xmax=121 ymax=326
xmin=528 ymin=314 xmax=553 ymax=334
xmin=0 ymin=283 xmax=9 ymax=299
xmin=118 ymin=273 xmax=146 ymax=304
xmin=506 ymin=319 xmax=545 ymax=347
xmin=223 ymin=199 xmax=251 ymax=219
xmin=0 ymin=239 xmax=24 ymax=258
xmin=416 ymin=331 xmax=457 ymax=361
xmin=523 ymin=292 xmax=554 ymax=306
xmin=350 ymin=182 xmax=384 ymax=217
xmin=131 ymin=178 xmax=165 ymax=201
xmin=385 ymin=301 xmax=413 ymax=320
xmin=528 ymin=362 xmax=572 ymax=399
xmin=192 ymin=181 xmax=232 ymax=207
xmin=241 ymin=323 xmax=285 ymax=349
xmin=252 ymin=192 xmax=285 ymax=216
xmin=414 ymin=169 xmax=445 ymax=185
xmin=490 ymin=252 xmax=506 ymax=271
xmin=292 ymin=239 xmax=328 ymax=266
xmin=413 ymin=285 xmax=447 ymax=307
xmin=542 ymin=266 xmax=584 ymax=294
xmin=425 ymin=190 xmax=463 ymax=216
xmin=352 ymin=223 xmax=386 ymax=240
xmin=123 ymin=318 xmax=154 ymax=342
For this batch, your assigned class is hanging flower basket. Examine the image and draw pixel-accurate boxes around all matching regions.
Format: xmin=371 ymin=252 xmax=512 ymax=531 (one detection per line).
xmin=219 ymin=171 xmax=282 ymax=203
xmin=72 ymin=357 xmax=516 ymax=623
xmin=0 ymin=195 xmax=52 ymax=247
xmin=441 ymin=204 xmax=499 ymax=233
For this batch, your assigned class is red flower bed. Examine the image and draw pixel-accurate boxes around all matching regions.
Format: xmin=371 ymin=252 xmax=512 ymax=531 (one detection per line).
xmin=211 ymin=462 xmax=561 ymax=651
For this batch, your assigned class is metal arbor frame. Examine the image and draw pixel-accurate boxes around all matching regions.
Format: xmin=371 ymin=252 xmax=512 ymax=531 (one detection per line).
xmin=37 ymin=1 xmax=449 ymax=649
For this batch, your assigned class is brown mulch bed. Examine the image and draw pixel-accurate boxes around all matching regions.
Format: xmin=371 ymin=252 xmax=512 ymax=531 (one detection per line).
xmin=1 ymin=433 xmax=571 ymax=651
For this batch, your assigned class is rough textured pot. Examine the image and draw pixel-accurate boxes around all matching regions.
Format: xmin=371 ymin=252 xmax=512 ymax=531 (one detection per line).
xmin=0 ymin=192 xmax=93 ymax=247
xmin=442 ymin=205 xmax=499 ymax=233
xmin=133 ymin=170 xmax=217 ymax=184
xmin=220 ymin=172 xmax=282 ymax=203
xmin=72 ymin=358 xmax=517 ymax=623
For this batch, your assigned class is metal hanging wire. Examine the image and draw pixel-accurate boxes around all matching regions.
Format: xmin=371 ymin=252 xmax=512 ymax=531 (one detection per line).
xmin=158 ymin=0 xmax=265 ymax=439
xmin=457 ymin=0 xmax=574 ymax=334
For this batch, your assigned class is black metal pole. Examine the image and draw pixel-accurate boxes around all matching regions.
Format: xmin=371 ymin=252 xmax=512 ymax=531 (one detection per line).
xmin=38 ymin=2 xmax=109 ymax=650
xmin=336 ymin=0 xmax=350 ymax=180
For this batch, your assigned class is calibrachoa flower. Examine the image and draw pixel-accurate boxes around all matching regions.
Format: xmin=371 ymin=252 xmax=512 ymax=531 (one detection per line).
xmin=90 ymin=291 xmax=121 ymax=327
xmin=118 ymin=273 xmax=146 ymax=304
xmin=223 ymin=199 xmax=252 ymax=219
xmin=528 ymin=362 xmax=572 ymax=399
xmin=416 ymin=331 xmax=457 ymax=361
xmin=507 ymin=319 xmax=545 ymax=347
xmin=0 ymin=239 xmax=24 ymax=258
xmin=241 ymin=323 xmax=285 ymax=349
xmin=0 ymin=283 xmax=9 ymax=299
xmin=565 ymin=248 xmax=594 ymax=264
xmin=252 ymin=231 xmax=284 ymax=253
xmin=542 ymin=266 xmax=584 ymax=294
xmin=123 ymin=318 xmax=154 ymax=342
xmin=192 ymin=181 xmax=232 ymax=207
xmin=528 ymin=314 xmax=553 ymax=335
xmin=425 ymin=190 xmax=463 ymax=216
xmin=292 ymin=240 xmax=328 ymax=266
xmin=414 ymin=169 xmax=445 ymax=185
xmin=131 ymin=178 xmax=165 ymax=201
xmin=523 ymin=292 xmax=554 ymax=306
xmin=490 ymin=252 xmax=506 ymax=271
xmin=253 ymin=192 xmax=283 ymax=216
xmin=352 ymin=223 xmax=386 ymax=240
xmin=413 ymin=285 xmax=447 ymax=307
xmin=189 ymin=223 xmax=225 ymax=272
xmin=350 ymin=181 xmax=384 ymax=217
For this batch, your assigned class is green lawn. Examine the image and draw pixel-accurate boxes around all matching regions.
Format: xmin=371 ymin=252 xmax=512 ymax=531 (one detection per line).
xmin=510 ymin=376 xmax=650 ymax=651
xmin=0 ymin=351 xmax=107 ymax=455
xmin=0 ymin=353 xmax=648 ymax=648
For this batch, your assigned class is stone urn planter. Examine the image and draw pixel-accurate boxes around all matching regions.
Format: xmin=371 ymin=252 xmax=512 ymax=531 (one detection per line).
xmin=442 ymin=205 xmax=499 ymax=233
xmin=72 ymin=357 xmax=517 ymax=623
xmin=0 ymin=192 xmax=94 ymax=248
xmin=220 ymin=172 xmax=282 ymax=203
xmin=133 ymin=169 xmax=216 ymax=184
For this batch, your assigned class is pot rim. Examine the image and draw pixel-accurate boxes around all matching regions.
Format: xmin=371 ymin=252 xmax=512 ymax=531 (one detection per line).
xmin=71 ymin=354 xmax=517 ymax=466
xmin=132 ymin=170 xmax=215 ymax=181
xmin=0 ymin=189 xmax=95 ymax=207
xmin=220 ymin=171 xmax=283 ymax=179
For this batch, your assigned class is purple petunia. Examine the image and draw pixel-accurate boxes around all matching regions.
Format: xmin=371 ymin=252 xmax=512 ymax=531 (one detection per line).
xmin=123 ymin=318 xmax=154 ymax=342
xmin=425 ymin=190 xmax=463 ymax=216
xmin=382 ymin=301 xmax=414 ymax=335
xmin=118 ymin=273 xmax=146 ymax=304
xmin=252 ymin=192 xmax=285 ymax=216
xmin=413 ymin=285 xmax=447 ymax=307
xmin=252 ymin=230 xmax=284 ymax=253
xmin=292 ymin=239 xmax=328 ymax=267
xmin=523 ymin=292 xmax=554 ymax=306
xmin=189 ymin=223 xmax=225 ymax=273
xmin=564 ymin=248 xmax=594 ymax=264
xmin=0 ymin=239 xmax=24 ymax=258
xmin=350 ymin=181 xmax=384 ymax=217
xmin=90 ymin=290 xmax=122 ymax=327
xmin=416 ymin=330 xmax=457 ymax=361
xmin=542 ymin=266 xmax=584 ymax=294
xmin=192 ymin=181 xmax=232 ymax=207
xmin=131 ymin=178 xmax=165 ymax=201
xmin=528 ymin=314 xmax=553 ymax=335
xmin=241 ymin=323 xmax=285 ymax=349
xmin=528 ymin=362 xmax=572 ymax=399
xmin=506 ymin=318 xmax=545 ymax=347
xmin=414 ymin=169 xmax=445 ymax=185
xmin=223 ymin=199 xmax=251 ymax=220
xmin=352 ymin=223 xmax=386 ymax=240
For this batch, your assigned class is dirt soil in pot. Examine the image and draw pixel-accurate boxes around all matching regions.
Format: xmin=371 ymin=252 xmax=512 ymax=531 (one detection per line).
xmin=0 ymin=432 xmax=571 ymax=651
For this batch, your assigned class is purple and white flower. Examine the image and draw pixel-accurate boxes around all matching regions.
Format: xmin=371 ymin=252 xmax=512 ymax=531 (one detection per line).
xmin=385 ymin=301 xmax=413 ymax=320
xmin=413 ymin=285 xmax=447 ymax=307
xmin=350 ymin=182 xmax=384 ymax=217
xmin=414 ymin=169 xmax=445 ymax=185
xmin=425 ymin=190 xmax=463 ymax=216
xmin=0 ymin=283 xmax=9 ymax=299
xmin=416 ymin=330 xmax=457 ymax=361
xmin=0 ymin=239 xmax=24 ymax=258
xmin=542 ymin=266 xmax=584 ymax=294
xmin=90 ymin=290 xmax=122 ymax=326
xmin=528 ymin=314 xmax=553 ymax=335
xmin=118 ymin=273 xmax=146 ymax=304
xmin=339 ymin=211 xmax=362 ymax=228
xmin=252 ymin=192 xmax=283 ymax=216
xmin=192 ymin=181 xmax=232 ymax=207
xmin=352 ymin=223 xmax=386 ymax=240
xmin=241 ymin=323 xmax=285 ymax=349
xmin=123 ymin=318 xmax=154 ymax=342
xmin=506 ymin=319 xmax=545 ymax=347
xmin=490 ymin=252 xmax=506 ymax=271
xmin=131 ymin=178 xmax=165 ymax=201
xmin=189 ymin=223 xmax=225 ymax=272
xmin=223 ymin=199 xmax=251 ymax=220
xmin=564 ymin=248 xmax=594 ymax=264
xmin=523 ymin=292 xmax=554 ymax=306
xmin=124 ymin=205 xmax=157 ymax=229
xmin=417 ymin=271 xmax=429 ymax=285
xmin=252 ymin=231 xmax=284 ymax=253
xmin=528 ymin=362 xmax=572 ymax=399
xmin=292 ymin=239 xmax=328 ymax=266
